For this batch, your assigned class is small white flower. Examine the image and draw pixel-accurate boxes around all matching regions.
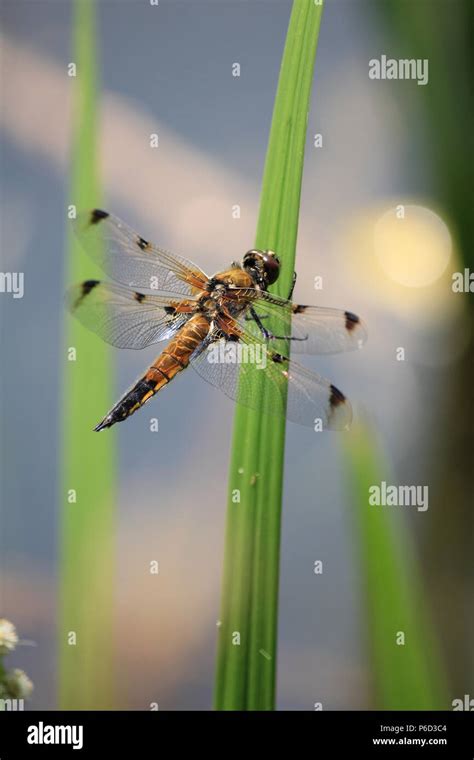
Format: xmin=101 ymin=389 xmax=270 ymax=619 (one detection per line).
xmin=0 ymin=619 xmax=18 ymax=656
xmin=4 ymin=669 xmax=34 ymax=699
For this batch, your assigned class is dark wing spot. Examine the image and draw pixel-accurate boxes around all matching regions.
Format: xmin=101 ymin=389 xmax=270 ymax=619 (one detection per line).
xmin=292 ymin=304 xmax=307 ymax=314
xmin=73 ymin=279 xmax=100 ymax=310
xmin=90 ymin=209 xmax=109 ymax=225
xmin=134 ymin=292 xmax=146 ymax=303
xmin=329 ymin=384 xmax=346 ymax=408
xmin=137 ymin=236 xmax=149 ymax=251
xmin=271 ymin=352 xmax=286 ymax=364
xmin=82 ymin=279 xmax=100 ymax=295
xmin=164 ymin=306 xmax=176 ymax=315
xmin=345 ymin=311 xmax=360 ymax=332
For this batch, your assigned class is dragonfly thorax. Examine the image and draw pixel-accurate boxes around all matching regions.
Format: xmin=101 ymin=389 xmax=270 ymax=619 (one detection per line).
xmin=200 ymin=295 xmax=221 ymax=317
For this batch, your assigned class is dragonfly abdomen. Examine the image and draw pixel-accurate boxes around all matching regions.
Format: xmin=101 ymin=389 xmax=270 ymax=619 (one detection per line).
xmin=94 ymin=314 xmax=210 ymax=431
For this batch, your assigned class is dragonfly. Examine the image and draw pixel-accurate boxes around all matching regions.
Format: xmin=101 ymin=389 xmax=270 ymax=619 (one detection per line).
xmin=67 ymin=209 xmax=367 ymax=432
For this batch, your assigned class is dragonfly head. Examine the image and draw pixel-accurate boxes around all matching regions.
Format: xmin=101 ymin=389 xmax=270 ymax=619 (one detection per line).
xmin=242 ymin=249 xmax=280 ymax=289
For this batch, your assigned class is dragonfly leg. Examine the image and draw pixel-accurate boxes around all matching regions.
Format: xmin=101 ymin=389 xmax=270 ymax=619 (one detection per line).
xmin=249 ymin=307 xmax=308 ymax=343
xmin=268 ymin=333 xmax=308 ymax=342
xmin=287 ymin=271 xmax=297 ymax=300
xmin=250 ymin=307 xmax=271 ymax=339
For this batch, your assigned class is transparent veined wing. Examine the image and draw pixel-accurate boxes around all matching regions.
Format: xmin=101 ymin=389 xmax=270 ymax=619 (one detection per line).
xmin=74 ymin=209 xmax=209 ymax=296
xmin=232 ymin=288 xmax=367 ymax=355
xmin=66 ymin=279 xmax=197 ymax=349
xmin=189 ymin=320 xmax=352 ymax=430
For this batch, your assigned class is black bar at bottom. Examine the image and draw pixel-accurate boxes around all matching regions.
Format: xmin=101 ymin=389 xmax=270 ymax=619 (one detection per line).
xmin=0 ymin=710 xmax=472 ymax=757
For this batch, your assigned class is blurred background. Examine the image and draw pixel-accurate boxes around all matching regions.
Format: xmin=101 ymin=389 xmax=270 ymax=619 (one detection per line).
xmin=0 ymin=0 xmax=472 ymax=709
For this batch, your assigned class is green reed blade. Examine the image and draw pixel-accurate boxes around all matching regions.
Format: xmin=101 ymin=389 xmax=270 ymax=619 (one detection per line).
xmin=344 ymin=425 xmax=448 ymax=709
xmin=214 ymin=0 xmax=324 ymax=711
xmin=58 ymin=0 xmax=116 ymax=709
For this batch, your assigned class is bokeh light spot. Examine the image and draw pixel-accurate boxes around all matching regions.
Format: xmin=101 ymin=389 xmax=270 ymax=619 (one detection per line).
xmin=374 ymin=205 xmax=452 ymax=287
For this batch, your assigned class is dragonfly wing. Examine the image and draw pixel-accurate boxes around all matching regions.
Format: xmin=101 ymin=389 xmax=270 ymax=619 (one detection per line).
xmin=74 ymin=209 xmax=209 ymax=296
xmin=189 ymin=324 xmax=352 ymax=430
xmin=66 ymin=280 xmax=195 ymax=349
xmin=233 ymin=289 xmax=367 ymax=354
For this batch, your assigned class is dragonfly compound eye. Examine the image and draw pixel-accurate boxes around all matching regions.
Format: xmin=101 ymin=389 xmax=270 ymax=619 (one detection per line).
xmin=261 ymin=251 xmax=280 ymax=285
xmin=243 ymin=249 xmax=280 ymax=286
